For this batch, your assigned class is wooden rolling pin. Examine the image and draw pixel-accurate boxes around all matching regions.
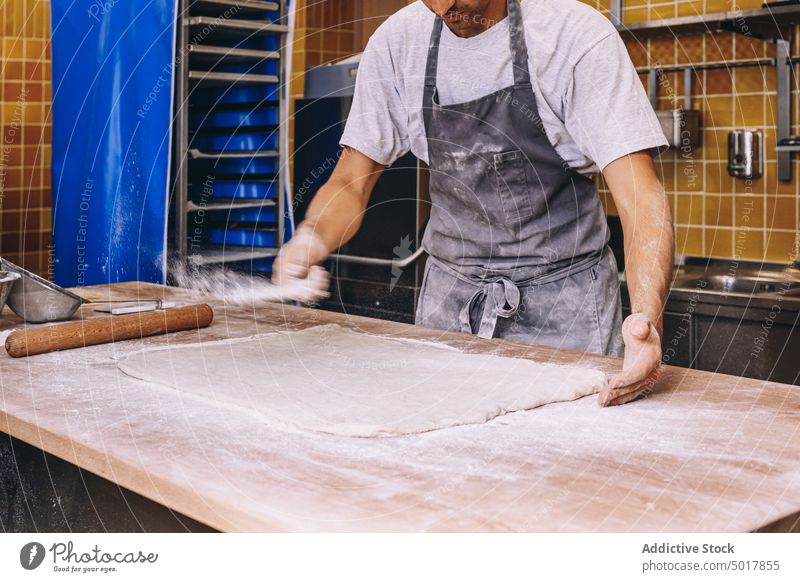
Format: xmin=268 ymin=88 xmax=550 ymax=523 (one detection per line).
xmin=5 ymin=303 xmax=214 ymax=358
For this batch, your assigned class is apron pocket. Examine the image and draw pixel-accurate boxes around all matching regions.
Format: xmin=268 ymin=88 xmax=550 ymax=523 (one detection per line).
xmin=493 ymin=150 xmax=534 ymax=223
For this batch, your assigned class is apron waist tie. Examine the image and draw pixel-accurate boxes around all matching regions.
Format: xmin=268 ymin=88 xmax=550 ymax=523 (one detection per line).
xmin=427 ymin=251 xmax=606 ymax=340
xmin=458 ymin=278 xmax=520 ymax=339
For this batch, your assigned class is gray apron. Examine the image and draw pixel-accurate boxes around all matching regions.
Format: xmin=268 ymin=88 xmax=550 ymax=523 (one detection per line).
xmin=416 ymin=0 xmax=624 ymax=356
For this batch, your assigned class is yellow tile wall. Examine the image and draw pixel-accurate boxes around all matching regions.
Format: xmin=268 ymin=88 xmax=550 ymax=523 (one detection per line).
xmin=288 ymin=1 xmax=360 ymax=187
xmin=595 ymin=0 xmax=800 ymax=263
xmin=290 ymin=1 xmax=356 ymax=102
xmin=0 ymin=0 xmax=51 ymax=277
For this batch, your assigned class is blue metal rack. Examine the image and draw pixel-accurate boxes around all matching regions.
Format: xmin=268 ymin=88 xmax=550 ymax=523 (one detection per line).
xmin=173 ymin=0 xmax=289 ymax=273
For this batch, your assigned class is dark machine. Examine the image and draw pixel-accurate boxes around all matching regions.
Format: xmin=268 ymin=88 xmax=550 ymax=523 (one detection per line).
xmin=293 ymin=56 xmax=429 ymax=323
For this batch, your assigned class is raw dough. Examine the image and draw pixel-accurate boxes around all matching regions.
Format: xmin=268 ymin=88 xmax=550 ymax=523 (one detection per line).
xmin=118 ymin=324 xmax=608 ymax=437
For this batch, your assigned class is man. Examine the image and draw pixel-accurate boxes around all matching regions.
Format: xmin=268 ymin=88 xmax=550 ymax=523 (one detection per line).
xmin=274 ymin=0 xmax=674 ymax=407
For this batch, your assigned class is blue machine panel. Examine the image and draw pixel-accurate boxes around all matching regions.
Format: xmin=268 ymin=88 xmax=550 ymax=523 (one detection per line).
xmin=50 ymin=0 xmax=176 ymax=286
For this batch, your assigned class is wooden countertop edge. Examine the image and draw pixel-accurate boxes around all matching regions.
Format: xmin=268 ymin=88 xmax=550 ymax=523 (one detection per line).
xmin=754 ymin=511 xmax=800 ymax=533
xmin=0 ymin=409 xmax=282 ymax=533
xmin=4 ymin=405 xmax=800 ymax=533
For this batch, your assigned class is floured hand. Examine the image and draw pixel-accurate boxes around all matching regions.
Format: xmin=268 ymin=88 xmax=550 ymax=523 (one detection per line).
xmin=271 ymin=265 xmax=330 ymax=303
xmin=273 ymin=228 xmax=329 ymax=285
xmin=170 ymin=260 xmax=330 ymax=306
xmin=598 ymin=313 xmax=662 ymax=407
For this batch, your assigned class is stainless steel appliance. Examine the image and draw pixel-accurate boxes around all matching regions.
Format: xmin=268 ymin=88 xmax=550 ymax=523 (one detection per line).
xmin=727 ymin=130 xmax=763 ymax=179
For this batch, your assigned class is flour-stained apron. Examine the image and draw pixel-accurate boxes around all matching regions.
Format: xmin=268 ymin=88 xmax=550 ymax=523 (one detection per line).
xmin=416 ymin=0 xmax=624 ymax=356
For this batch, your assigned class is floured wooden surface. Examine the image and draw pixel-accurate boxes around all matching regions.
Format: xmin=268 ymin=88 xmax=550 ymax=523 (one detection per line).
xmin=1 ymin=282 xmax=799 ymax=532
xmin=117 ymin=324 xmax=607 ymax=437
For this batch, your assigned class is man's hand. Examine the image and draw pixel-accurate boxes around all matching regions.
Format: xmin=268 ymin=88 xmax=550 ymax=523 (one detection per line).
xmin=598 ymin=313 xmax=662 ymax=407
xmin=272 ymin=227 xmax=331 ymax=301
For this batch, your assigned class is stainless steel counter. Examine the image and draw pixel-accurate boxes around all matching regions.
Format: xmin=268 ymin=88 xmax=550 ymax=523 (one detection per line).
xmin=621 ymin=259 xmax=800 ymax=384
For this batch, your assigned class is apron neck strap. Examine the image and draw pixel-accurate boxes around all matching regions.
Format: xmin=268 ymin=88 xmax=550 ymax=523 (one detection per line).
xmin=507 ymin=0 xmax=530 ymax=86
xmin=424 ymin=0 xmax=531 ymax=90
xmin=424 ymin=16 xmax=444 ymax=90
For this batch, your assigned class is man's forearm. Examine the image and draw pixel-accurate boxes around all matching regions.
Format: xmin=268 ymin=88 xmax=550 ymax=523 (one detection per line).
xmin=600 ymin=152 xmax=672 ymax=403
xmin=621 ymin=187 xmax=674 ymax=334
xmin=297 ymin=146 xmax=385 ymax=255
xmin=301 ymin=177 xmax=369 ymax=254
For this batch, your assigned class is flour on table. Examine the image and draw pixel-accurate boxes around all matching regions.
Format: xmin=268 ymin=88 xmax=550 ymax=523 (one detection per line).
xmin=117 ymin=324 xmax=608 ymax=437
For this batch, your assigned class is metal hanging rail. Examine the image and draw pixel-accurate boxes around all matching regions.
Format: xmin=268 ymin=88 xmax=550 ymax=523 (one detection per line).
xmin=187 ymin=198 xmax=277 ymax=213
xmin=188 ymin=248 xmax=279 ymax=266
xmin=187 ymin=44 xmax=281 ymax=64
xmin=635 ymin=57 xmax=777 ymax=74
xmin=191 ymin=0 xmax=280 ymax=13
xmin=189 ymin=148 xmax=280 ymax=159
xmin=185 ymin=16 xmax=288 ymax=34
xmin=188 ymin=70 xmax=280 ymax=84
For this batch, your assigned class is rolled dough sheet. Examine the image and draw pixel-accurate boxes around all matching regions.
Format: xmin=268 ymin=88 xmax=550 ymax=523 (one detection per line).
xmin=117 ymin=324 xmax=608 ymax=437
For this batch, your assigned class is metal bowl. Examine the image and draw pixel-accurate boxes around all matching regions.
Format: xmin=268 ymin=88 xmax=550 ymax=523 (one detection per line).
xmin=0 ymin=271 xmax=22 ymax=313
xmin=1 ymin=259 xmax=86 ymax=323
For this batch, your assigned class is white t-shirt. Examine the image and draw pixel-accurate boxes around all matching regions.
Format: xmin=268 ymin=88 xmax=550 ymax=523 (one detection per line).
xmin=340 ymin=0 xmax=667 ymax=175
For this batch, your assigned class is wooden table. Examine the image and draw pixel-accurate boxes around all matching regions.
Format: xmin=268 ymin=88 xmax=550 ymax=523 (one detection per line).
xmin=1 ymin=282 xmax=799 ymax=532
